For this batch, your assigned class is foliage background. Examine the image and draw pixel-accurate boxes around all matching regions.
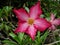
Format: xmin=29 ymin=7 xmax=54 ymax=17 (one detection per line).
xmin=0 ymin=0 xmax=60 ymax=45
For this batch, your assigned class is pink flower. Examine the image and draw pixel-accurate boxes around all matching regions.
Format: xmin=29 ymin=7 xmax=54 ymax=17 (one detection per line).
xmin=49 ymin=13 xmax=60 ymax=30
xmin=13 ymin=2 xmax=51 ymax=40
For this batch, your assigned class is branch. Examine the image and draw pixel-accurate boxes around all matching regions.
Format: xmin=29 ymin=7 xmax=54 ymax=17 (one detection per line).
xmin=44 ymin=40 xmax=60 ymax=45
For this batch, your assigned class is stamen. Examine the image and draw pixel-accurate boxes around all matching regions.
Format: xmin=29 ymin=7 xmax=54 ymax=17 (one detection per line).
xmin=28 ymin=18 xmax=34 ymax=25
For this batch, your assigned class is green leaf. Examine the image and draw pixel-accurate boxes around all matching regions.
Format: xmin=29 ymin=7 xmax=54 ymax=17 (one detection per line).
xmin=37 ymin=31 xmax=40 ymax=38
xmin=3 ymin=6 xmax=12 ymax=13
xmin=24 ymin=6 xmax=29 ymax=13
xmin=0 ymin=23 xmax=4 ymax=30
xmin=35 ymin=31 xmax=41 ymax=45
xmin=18 ymin=33 xmax=24 ymax=45
xmin=3 ymin=40 xmax=17 ymax=45
xmin=0 ymin=9 xmax=2 ymax=18
xmin=18 ymin=33 xmax=24 ymax=41
xmin=5 ymin=25 xmax=9 ymax=31
xmin=45 ymin=13 xmax=50 ymax=17
xmin=9 ymin=32 xmax=20 ymax=44
xmin=4 ymin=43 xmax=16 ymax=45
xmin=5 ymin=25 xmax=12 ymax=31
xmin=2 ymin=6 xmax=12 ymax=16
xmin=40 ymin=31 xmax=49 ymax=44
xmin=40 ymin=14 xmax=45 ymax=18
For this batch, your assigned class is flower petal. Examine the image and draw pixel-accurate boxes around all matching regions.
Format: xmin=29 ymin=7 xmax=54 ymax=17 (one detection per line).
xmin=26 ymin=25 xmax=37 ymax=40
xmin=49 ymin=25 xmax=56 ymax=30
xmin=13 ymin=8 xmax=29 ymax=21
xmin=53 ymin=18 xmax=60 ymax=26
xmin=14 ymin=22 xmax=29 ymax=33
xmin=29 ymin=2 xmax=42 ymax=19
xmin=50 ymin=13 xmax=55 ymax=22
xmin=34 ymin=18 xmax=51 ymax=32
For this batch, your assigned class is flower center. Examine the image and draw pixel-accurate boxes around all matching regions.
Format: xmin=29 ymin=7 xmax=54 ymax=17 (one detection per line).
xmin=28 ymin=18 xmax=34 ymax=25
